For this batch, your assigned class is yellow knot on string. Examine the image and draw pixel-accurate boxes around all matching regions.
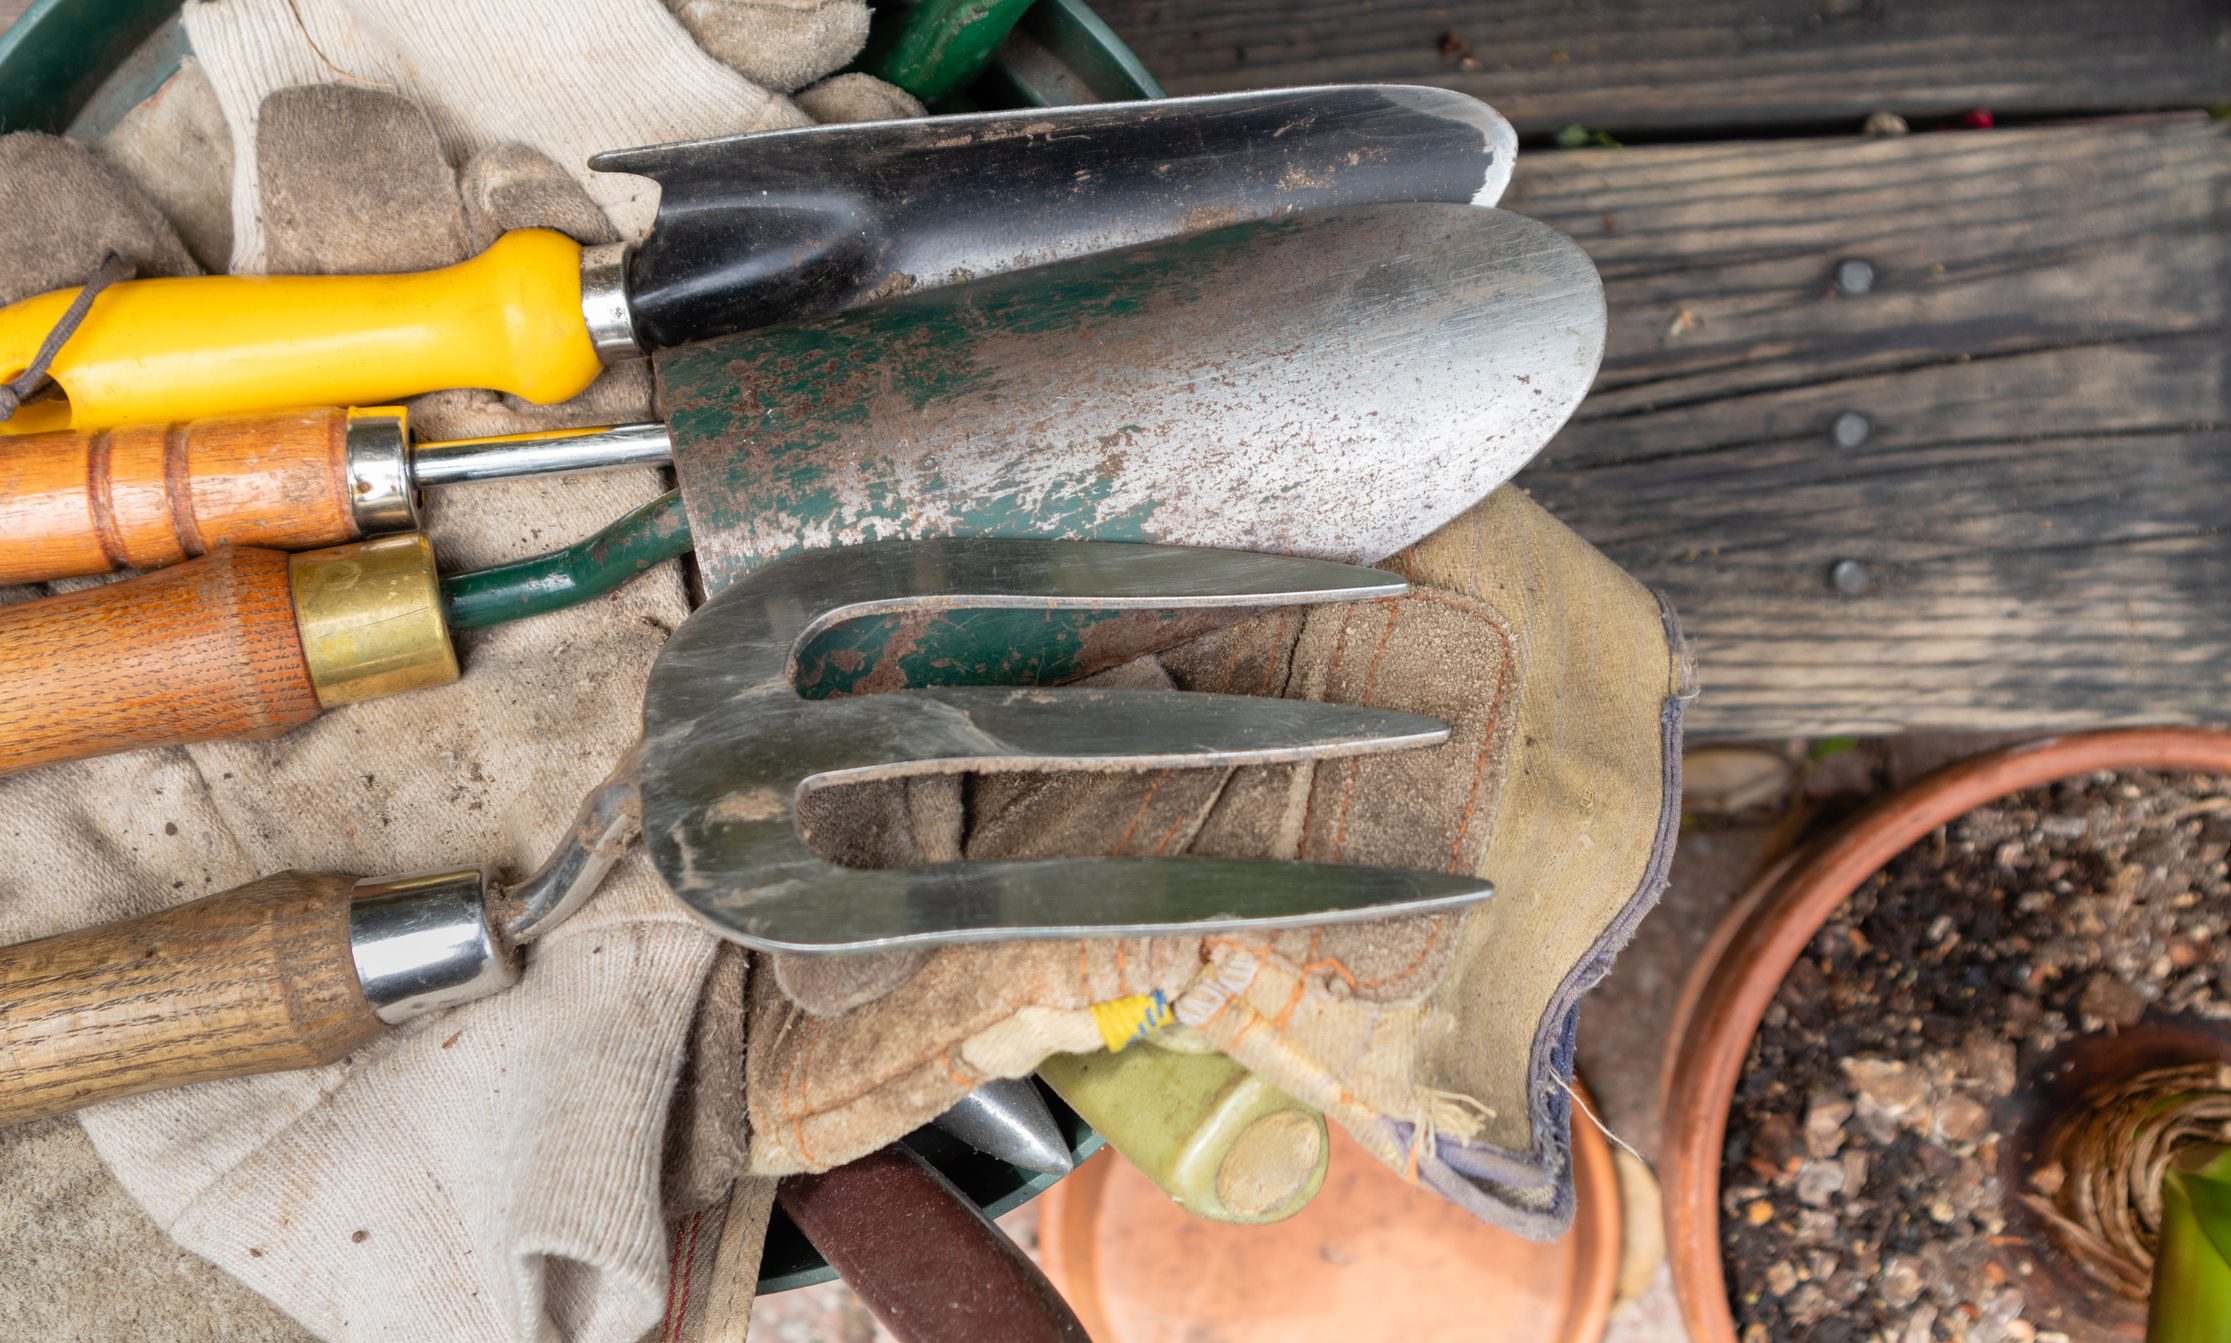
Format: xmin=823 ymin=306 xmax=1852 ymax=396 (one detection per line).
xmin=1089 ymin=990 xmax=1172 ymax=1053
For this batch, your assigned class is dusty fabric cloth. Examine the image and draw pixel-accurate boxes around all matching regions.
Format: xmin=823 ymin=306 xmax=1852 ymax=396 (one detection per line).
xmin=0 ymin=131 xmax=196 ymax=307
xmin=257 ymin=84 xmax=473 ymax=273
xmin=744 ymin=488 xmax=1691 ymax=1240
xmin=0 ymin=82 xmax=732 ymax=1343
xmin=793 ymin=72 xmax=926 ymax=124
xmin=94 ymin=57 xmax=235 ymax=270
xmin=661 ymin=0 xmax=869 ymax=93
xmin=459 ymin=144 xmax=623 ymax=253
xmin=0 ymin=1118 xmax=309 ymax=1342
xmin=181 ymin=0 xmax=813 ymax=272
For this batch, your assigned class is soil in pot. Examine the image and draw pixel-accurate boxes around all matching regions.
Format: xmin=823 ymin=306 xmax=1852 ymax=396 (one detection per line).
xmin=1716 ymin=768 xmax=2231 ymax=1342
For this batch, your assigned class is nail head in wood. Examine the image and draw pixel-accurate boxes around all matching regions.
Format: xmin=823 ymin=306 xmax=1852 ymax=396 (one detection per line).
xmin=1831 ymin=411 xmax=1871 ymax=449
xmin=1831 ymin=559 xmax=1871 ymax=597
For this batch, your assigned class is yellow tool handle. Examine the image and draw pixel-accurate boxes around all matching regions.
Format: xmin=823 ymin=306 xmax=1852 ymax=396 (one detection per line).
xmin=0 ymin=229 xmax=605 ymax=435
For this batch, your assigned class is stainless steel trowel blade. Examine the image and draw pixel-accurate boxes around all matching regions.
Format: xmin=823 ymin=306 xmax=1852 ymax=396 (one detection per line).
xmin=656 ymin=201 xmax=1606 ymax=595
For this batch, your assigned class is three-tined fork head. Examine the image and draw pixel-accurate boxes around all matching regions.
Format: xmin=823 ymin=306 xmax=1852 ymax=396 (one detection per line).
xmin=635 ymin=538 xmax=1493 ymax=955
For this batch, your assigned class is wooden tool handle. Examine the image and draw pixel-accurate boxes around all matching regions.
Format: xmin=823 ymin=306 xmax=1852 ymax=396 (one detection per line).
xmin=0 ymin=409 xmax=364 ymax=584
xmin=778 ymin=1144 xmax=1090 ymax=1343
xmin=0 ymin=871 xmax=385 ymax=1126
xmin=0 ymin=546 xmax=323 ymax=776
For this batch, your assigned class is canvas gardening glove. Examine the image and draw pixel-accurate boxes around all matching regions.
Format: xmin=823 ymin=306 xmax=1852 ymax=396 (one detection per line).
xmin=750 ymin=488 xmax=1692 ymax=1239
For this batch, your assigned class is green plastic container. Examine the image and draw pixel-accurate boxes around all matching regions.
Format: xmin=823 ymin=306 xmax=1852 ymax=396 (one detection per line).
xmin=0 ymin=0 xmax=1158 ymax=1292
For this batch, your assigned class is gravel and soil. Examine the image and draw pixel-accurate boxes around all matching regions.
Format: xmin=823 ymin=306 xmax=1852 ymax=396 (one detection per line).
xmin=1718 ymin=770 xmax=2231 ymax=1343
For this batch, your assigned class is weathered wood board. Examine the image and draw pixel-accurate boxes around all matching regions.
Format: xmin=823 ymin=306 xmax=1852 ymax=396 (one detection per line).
xmin=1504 ymin=117 xmax=2230 ymax=738
xmin=1094 ymin=0 xmax=2231 ymax=136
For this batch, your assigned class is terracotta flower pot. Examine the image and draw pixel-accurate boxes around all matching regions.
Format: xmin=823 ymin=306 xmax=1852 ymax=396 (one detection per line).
xmin=1659 ymin=727 xmax=2231 ymax=1343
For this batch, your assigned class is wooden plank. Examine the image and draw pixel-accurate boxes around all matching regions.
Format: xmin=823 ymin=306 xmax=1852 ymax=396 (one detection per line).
xmin=1094 ymin=0 xmax=2231 ymax=136
xmin=1505 ymin=117 xmax=2231 ymax=738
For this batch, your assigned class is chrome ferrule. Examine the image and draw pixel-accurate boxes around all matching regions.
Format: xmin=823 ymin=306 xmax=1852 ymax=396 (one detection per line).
xmin=348 ymin=869 xmax=520 ymax=1024
xmin=579 ymin=242 xmax=644 ymax=363
xmin=342 ymin=409 xmax=421 ymax=533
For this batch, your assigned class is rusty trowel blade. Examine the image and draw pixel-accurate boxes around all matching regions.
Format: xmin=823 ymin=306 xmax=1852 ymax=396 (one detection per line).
xmin=656 ymin=201 xmax=1605 ymax=596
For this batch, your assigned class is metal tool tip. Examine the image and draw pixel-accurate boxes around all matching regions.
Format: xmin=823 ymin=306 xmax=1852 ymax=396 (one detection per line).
xmin=931 ymin=1077 xmax=1076 ymax=1176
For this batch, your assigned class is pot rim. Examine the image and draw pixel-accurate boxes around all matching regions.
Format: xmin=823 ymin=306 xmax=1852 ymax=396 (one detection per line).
xmin=1659 ymin=726 xmax=2231 ymax=1343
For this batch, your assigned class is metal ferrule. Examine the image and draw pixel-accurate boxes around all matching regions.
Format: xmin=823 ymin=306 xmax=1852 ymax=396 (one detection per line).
xmin=289 ymin=533 xmax=460 ymax=708
xmin=348 ymin=869 xmax=520 ymax=1024
xmin=578 ymin=242 xmax=644 ymax=363
xmin=342 ymin=408 xmax=421 ymax=533
xmin=409 ymin=421 xmax=674 ymax=488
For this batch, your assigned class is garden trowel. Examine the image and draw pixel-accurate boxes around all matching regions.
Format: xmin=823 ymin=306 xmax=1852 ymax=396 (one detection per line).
xmin=0 ymin=203 xmax=1605 ymax=776
xmin=0 ymin=85 xmax=1516 ymax=433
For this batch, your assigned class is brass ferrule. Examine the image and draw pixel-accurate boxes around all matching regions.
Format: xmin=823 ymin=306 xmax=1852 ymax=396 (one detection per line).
xmin=289 ymin=533 xmax=459 ymax=708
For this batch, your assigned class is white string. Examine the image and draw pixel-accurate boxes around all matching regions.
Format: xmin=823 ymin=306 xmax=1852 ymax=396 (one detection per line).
xmin=1555 ymin=1073 xmax=1645 ymax=1165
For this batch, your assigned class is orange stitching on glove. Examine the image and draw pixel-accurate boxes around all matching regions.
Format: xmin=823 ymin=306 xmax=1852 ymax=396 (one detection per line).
xmin=1251 ymin=609 xmax=1292 ymax=696
xmin=788 ymin=1013 xmax=826 ymax=1166
xmin=1267 ymin=975 xmax=1312 ymax=1033
xmin=1298 ymin=956 xmax=1360 ymax=992
xmin=1112 ymin=771 xmax=1166 ymax=855
xmin=937 ymin=1050 xmax=974 ymax=1090
xmin=1448 ymin=639 xmax=1519 ymax=870
xmin=1300 ymin=606 xmax=1363 ymax=847
xmin=1332 ymin=600 xmax=1402 ymax=859
xmin=1149 ymin=802 xmax=1194 ymax=857
xmin=1349 ymin=918 xmax=1445 ymax=991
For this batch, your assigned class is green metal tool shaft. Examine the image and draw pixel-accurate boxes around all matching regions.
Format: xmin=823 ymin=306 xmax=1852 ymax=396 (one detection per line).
xmin=440 ymin=490 xmax=695 ymax=631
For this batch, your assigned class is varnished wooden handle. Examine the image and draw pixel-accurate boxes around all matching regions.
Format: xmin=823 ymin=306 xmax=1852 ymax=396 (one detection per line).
xmin=778 ymin=1144 xmax=1091 ymax=1343
xmin=0 ymin=546 xmax=323 ymax=776
xmin=0 ymin=871 xmax=386 ymax=1126
xmin=0 ymin=409 xmax=363 ymax=584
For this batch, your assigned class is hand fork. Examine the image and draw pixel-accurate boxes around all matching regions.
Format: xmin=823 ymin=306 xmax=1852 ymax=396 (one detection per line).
xmin=0 ymin=538 xmax=1491 ymax=1126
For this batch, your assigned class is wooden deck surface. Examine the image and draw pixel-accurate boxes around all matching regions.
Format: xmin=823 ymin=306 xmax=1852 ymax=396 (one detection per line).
xmin=1088 ymin=0 xmax=2231 ymax=739
xmin=1093 ymin=0 xmax=2231 ymax=137
xmin=1509 ymin=117 xmax=2230 ymax=737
